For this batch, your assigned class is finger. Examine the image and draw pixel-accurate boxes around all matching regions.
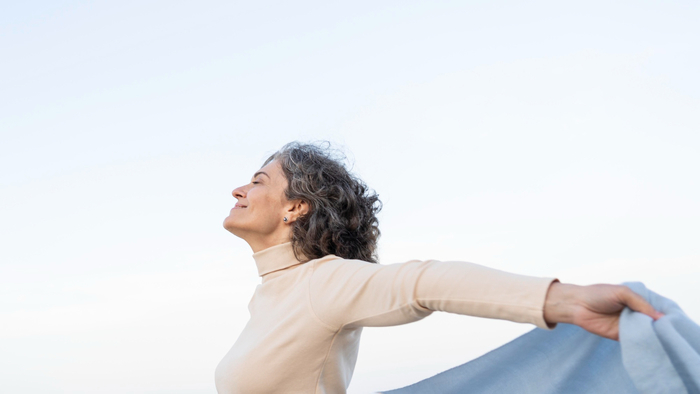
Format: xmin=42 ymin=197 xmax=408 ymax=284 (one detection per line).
xmin=620 ymin=287 xmax=664 ymax=320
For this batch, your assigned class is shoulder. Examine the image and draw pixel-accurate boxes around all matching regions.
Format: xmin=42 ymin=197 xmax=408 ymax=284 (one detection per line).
xmin=310 ymin=255 xmax=441 ymax=290
xmin=307 ymin=256 xmax=439 ymax=328
xmin=311 ymin=254 xmax=414 ymax=279
xmin=310 ymin=255 xmax=372 ymax=280
xmin=312 ymin=255 xmax=376 ymax=268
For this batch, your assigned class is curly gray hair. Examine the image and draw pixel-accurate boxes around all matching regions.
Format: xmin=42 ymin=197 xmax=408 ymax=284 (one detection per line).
xmin=263 ymin=141 xmax=382 ymax=263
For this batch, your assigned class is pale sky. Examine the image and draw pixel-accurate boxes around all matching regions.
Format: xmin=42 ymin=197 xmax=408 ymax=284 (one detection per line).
xmin=1 ymin=1 xmax=699 ymax=393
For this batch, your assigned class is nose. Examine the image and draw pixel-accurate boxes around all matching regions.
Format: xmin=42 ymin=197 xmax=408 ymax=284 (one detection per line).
xmin=232 ymin=185 xmax=246 ymax=199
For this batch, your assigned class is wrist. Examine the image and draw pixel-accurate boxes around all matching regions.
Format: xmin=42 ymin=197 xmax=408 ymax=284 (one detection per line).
xmin=543 ymin=281 xmax=581 ymax=325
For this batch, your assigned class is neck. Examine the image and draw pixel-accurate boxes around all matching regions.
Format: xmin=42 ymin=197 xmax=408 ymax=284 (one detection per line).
xmin=244 ymin=232 xmax=293 ymax=253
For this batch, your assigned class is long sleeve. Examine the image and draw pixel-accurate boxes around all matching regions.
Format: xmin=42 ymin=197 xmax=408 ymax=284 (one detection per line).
xmin=308 ymin=258 xmax=558 ymax=330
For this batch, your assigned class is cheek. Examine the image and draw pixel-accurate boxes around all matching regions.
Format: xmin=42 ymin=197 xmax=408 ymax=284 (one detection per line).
xmin=255 ymin=189 xmax=283 ymax=209
xmin=261 ymin=197 xmax=284 ymax=220
xmin=250 ymin=194 xmax=283 ymax=221
xmin=248 ymin=187 xmax=287 ymax=219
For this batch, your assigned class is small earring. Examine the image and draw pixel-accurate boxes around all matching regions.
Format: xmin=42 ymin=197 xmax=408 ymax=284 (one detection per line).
xmin=283 ymin=217 xmax=288 ymax=222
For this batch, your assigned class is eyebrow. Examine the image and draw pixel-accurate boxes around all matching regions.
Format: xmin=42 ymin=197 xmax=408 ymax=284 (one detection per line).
xmin=253 ymin=171 xmax=270 ymax=179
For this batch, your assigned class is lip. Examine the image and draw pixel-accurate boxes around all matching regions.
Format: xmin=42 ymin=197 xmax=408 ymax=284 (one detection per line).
xmin=233 ymin=204 xmax=247 ymax=209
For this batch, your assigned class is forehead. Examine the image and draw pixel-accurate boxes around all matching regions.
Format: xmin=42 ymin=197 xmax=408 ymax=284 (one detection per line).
xmin=256 ymin=159 xmax=283 ymax=179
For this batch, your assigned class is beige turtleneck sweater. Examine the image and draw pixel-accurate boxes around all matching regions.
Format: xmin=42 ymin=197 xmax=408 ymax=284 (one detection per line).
xmin=215 ymin=242 xmax=558 ymax=394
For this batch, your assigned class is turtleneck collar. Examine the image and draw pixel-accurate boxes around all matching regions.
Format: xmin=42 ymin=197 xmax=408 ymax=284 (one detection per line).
xmin=252 ymin=241 xmax=307 ymax=277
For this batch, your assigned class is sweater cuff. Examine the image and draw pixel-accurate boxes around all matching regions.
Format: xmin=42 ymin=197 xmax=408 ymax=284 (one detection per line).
xmin=537 ymin=278 xmax=560 ymax=330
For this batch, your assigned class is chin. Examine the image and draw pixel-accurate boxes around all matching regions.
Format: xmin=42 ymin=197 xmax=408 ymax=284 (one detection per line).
xmin=223 ymin=216 xmax=236 ymax=232
xmin=223 ymin=217 xmax=245 ymax=237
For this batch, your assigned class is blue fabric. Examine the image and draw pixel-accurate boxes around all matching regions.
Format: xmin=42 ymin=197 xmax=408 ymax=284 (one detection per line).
xmin=382 ymin=282 xmax=700 ymax=394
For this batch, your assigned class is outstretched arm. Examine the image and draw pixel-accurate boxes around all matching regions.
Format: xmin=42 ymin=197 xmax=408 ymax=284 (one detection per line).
xmin=309 ymin=257 xmax=558 ymax=330
xmin=543 ymin=281 xmax=664 ymax=341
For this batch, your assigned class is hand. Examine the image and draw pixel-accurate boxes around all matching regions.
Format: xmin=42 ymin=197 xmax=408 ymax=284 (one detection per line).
xmin=543 ymin=281 xmax=665 ymax=341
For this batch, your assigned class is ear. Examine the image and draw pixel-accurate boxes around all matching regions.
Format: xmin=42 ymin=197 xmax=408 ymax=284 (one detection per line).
xmin=285 ymin=199 xmax=309 ymax=223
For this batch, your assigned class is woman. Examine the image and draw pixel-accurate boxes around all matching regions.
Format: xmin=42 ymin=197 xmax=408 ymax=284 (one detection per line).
xmin=215 ymin=141 xmax=663 ymax=394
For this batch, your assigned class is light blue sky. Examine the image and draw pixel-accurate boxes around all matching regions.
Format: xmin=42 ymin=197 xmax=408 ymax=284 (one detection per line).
xmin=2 ymin=1 xmax=699 ymax=393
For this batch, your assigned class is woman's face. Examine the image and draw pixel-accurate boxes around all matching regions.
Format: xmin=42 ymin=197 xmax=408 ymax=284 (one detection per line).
xmin=223 ymin=159 xmax=294 ymax=245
